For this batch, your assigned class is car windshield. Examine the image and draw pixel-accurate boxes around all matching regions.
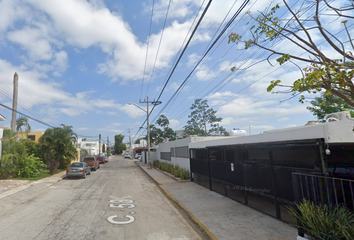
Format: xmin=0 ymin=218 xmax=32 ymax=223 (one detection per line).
xmin=84 ymin=158 xmax=95 ymax=162
xmin=70 ymin=163 xmax=83 ymax=167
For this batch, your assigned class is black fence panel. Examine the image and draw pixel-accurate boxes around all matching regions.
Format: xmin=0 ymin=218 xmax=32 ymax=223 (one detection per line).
xmin=210 ymin=160 xmax=224 ymax=181
xmin=292 ymin=172 xmax=354 ymax=210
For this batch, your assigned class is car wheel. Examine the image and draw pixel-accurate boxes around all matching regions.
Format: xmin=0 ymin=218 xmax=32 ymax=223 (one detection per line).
xmin=93 ymin=167 xmax=96 ymax=171
xmin=83 ymin=172 xmax=86 ymax=178
xmin=88 ymin=170 xmax=91 ymax=175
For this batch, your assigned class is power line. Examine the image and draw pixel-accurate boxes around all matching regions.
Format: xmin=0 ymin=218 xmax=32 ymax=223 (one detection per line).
xmin=0 ymin=102 xmax=56 ymax=128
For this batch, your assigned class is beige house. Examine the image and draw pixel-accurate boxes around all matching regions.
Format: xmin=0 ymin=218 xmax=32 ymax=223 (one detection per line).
xmin=16 ymin=131 xmax=44 ymax=143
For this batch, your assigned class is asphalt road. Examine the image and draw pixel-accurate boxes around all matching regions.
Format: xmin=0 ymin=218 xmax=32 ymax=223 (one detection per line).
xmin=0 ymin=155 xmax=202 ymax=240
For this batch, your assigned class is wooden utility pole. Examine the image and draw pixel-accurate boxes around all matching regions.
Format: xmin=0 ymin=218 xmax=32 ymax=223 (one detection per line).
xmin=11 ymin=72 xmax=18 ymax=132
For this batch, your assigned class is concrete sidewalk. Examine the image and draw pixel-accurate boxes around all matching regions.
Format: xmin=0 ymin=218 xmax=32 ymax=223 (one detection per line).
xmin=0 ymin=171 xmax=65 ymax=200
xmin=136 ymin=161 xmax=297 ymax=240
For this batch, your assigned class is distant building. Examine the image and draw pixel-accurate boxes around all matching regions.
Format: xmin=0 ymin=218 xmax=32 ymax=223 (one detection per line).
xmin=77 ymin=138 xmax=100 ymax=155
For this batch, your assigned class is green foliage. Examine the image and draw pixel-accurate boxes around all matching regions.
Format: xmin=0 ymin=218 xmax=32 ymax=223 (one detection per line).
xmin=16 ymin=154 xmax=46 ymax=178
xmin=114 ymin=134 xmax=125 ymax=154
xmin=228 ymin=1 xmax=354 ymax=107
xmin=183 ymin=98 xmax=228 ymax=137
xmin=23 ymin=140 xmax=42 ymax=159
xmin=16 ymin=116 xmax=31 ymax=138
xmin=149 ymin=114 xmax=176 ymax=145
xmin=307 ymin=94 xmax=354 ymax=121
xmin=0 ymin=129 xmax=27 ymax=178
xmin=288 ymin=200 xmax=354 ymax=240
xmin=0 ymin=129 xmax=46 ymax=179
xmin=38 ymin=124 xmax=78 ymax=174
xmin=153 ymin=160 xmax=190 ymax=180
xmin=102 ymin=143 xmax=106 ymax=153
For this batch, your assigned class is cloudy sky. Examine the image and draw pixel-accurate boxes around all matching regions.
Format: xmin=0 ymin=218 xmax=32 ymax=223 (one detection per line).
xmin=0 ymin=0 xmax=350 ymax=144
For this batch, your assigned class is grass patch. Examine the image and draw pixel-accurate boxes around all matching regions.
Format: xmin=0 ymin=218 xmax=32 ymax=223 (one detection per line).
xmin=13 ymin=169 xmax=65 ymax=181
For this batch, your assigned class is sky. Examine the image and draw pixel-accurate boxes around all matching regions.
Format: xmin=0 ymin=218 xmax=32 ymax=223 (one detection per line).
xmin=0 ymin=0 xmax=351 ymax=145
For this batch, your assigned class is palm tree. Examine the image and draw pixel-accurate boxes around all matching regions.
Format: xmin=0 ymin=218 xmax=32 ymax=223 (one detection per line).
xmin=39 ymin=125 xmax=78 ymax=174
xmin=16 ymin=116 xmax=31 ymax=139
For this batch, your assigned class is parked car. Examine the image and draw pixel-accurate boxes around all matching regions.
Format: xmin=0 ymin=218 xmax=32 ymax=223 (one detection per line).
xmin=124 ymin=153 xmax=130 ymax=158
xmin=66 ymin=162 xmax=91 ymax=178
xmin=135 ymin=153 xmax=141 ymax=159
xmin=83 ymin=156 xmax=100 ymax=171
xmin=97 ymin=155 xmax=105 ymax=164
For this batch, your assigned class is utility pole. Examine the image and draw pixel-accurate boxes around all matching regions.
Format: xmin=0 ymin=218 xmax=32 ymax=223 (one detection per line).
xmin=99 ymin=134 xmax=101 ymax=155
xmin=107 ymin=136 xmax=109 ymax=153
xmin=139 ymin=97 xmax=161 ymax=169
xmin=11 ymin=72 xmax=18 ymax=132
xmin=128 ymin=129 xmax=132 ymax=158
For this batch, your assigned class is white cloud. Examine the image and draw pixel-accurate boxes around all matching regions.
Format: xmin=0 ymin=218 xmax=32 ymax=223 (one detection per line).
xmin=277 ymin=117 xmax=289 ymax=122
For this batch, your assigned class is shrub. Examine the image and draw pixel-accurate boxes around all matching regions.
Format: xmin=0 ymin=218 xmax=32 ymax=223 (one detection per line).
xmin=288 ymin=199 xmax=354 ymax=240
xmin=17 ymin=154 xmax=47 ymax=178
xmin=153 ymin=161 xmax=189 ymax=180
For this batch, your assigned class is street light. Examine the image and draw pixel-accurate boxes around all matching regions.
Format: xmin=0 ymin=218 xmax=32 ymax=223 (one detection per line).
xmin=128 ymin=97 xmax=161 ymax=169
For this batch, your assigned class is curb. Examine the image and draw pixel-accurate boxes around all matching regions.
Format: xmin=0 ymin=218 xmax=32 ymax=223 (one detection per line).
xmin=135 ymin=162 xmax=217 ymax=240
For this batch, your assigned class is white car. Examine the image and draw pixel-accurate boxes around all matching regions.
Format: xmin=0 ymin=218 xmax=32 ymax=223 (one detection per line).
xmin=135 ymin=153 xmax=141 ymax=159
xmin=124 ymin=153 xmax=130 ymax=158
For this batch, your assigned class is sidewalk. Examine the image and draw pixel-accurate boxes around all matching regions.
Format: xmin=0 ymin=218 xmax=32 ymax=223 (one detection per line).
xmin=0 ymin=171 xmax=65 ymax=200
xmin=136 ymin=161 xmax=297 ymax=240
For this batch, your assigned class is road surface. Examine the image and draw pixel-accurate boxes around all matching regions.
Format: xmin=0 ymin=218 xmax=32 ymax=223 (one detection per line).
xmin=0 ymin=155 xmax=202 ymax=240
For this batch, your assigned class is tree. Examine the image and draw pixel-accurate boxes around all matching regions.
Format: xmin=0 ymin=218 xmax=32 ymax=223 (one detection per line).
xmin=102 ymin=144 xmax=106 ymax=153
xmin=38 ymin=124 xmax=78 ymax=174
xmin=183 ymin=99 xmax=228 ymax=137
xmin=228 ymin=0 xmax=354 ymax=106
xmin=114 ymin=134 xmax=125 ymax=154
xmin=149 ymin=115 xmax=176 ymax=145
xmin=0 ymin=129 xmax=46 ymax=179
xmin=307 ymin=94 xmax=354 ymax=121
xmin=16 ymin=116 xmax=31 ymax=139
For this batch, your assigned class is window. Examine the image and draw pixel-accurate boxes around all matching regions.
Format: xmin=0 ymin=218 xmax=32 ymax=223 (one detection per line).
xmin=27 ymin=135 xmax=35 ymax=141
xmin=175 ymin=146 xmax=189 ymax=158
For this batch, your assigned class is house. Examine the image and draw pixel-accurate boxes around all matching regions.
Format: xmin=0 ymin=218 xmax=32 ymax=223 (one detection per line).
xmin=16 ymin=131 xmax=44 ymax=143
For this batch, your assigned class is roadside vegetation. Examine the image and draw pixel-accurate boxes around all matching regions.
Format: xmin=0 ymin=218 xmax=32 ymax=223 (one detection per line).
xmin=153 ymin=160 xmax=190 ymax=180
xmin=289 ymin=199 xmax=354 ymax=240
xmin=0 ymin=123 xmax=78 ymax=180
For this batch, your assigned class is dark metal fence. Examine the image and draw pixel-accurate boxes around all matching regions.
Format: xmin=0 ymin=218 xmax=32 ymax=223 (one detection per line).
xmin=292 ymin=172 xmax=354 ymax=210
xmin=292 ymin=173 xmax=354 ymax=238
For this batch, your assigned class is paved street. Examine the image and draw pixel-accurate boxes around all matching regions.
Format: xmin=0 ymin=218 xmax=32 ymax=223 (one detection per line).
xmin=0 ymin=155 xmax=202 ymax=240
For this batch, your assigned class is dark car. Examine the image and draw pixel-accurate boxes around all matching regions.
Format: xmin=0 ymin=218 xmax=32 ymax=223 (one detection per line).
xmin=66 ymin=162 xmax=91 ymax=178
xmin=83 ymin=156 xmax=100 ymax=171
xmin=97 ymin=155 xmax=105 ymax=164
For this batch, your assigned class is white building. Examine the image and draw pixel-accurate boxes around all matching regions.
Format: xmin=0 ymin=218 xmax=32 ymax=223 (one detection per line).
xmin=77 ymin=138 xmax=100 ymax=156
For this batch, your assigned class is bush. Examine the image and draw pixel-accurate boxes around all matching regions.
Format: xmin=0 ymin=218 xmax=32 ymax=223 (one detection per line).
xmin=288 ymin=199 xmax=354 ymax=240
xmin=17 ymin=154 xmax=47 ymax=178
xmin=153 ymin=160 xmax=189 ymax=180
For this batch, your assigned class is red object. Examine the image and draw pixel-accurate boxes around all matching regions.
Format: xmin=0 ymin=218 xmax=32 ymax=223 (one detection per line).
xmin=66 ymin=170 xmax=69 ymax=172
xmin=80 ymin=169 xmax=84 ymax=172
xmin=98 ymin=156 xmax=105 ymax=164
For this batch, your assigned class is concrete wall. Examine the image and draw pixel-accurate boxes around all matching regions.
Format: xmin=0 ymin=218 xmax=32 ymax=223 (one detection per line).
xmin=154 ymin=136 xmax=227 ymax=171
